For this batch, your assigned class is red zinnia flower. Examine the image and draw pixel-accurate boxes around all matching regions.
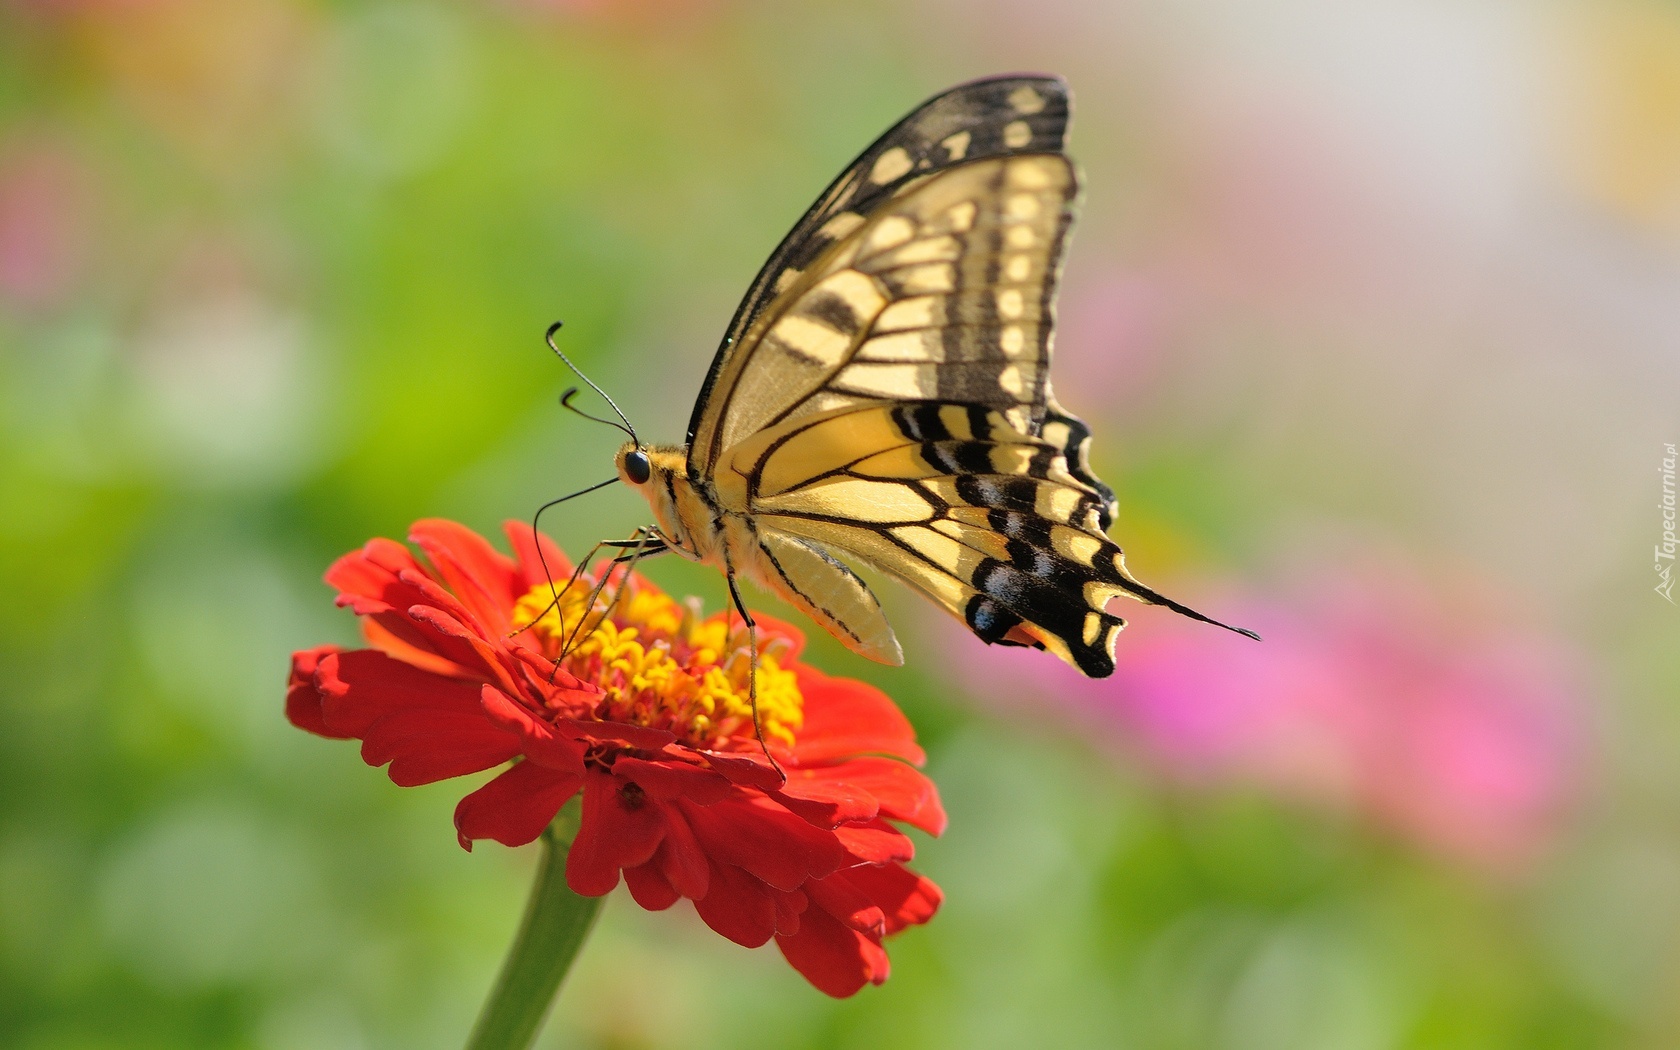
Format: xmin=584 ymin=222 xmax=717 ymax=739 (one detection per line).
xmin=286 ymin=519 xmax=944 ymax=996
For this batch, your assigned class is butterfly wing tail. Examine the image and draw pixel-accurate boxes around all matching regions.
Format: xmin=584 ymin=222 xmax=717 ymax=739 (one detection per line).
xmin=1108 ymin=557 xmax=1262 ymax=641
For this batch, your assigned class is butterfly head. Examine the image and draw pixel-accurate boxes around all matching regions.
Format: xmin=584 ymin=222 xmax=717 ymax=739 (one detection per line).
xmin=614 ymin=441 xmax=702 ymax=559
xmin=614 ymin=441 xmax=689 ymax=488
xmin=616 ymin=442 xmax=652 ymax=486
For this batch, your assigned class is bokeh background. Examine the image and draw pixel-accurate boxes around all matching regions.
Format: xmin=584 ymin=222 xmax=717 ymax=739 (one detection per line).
xmin=3 ymin=0 xmax=1678 ymax=1047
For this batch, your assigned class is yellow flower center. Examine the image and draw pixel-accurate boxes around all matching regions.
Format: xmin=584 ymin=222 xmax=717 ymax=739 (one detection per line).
xmin=510 ymin=577 xmax=803 ymax=751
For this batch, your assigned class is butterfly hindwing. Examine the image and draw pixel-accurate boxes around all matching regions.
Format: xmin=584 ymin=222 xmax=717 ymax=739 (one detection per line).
xmin=1042 ymin=396 xmax=1118 ymax=531
xmin=724 ymin=402 xmax=1142 ymax=676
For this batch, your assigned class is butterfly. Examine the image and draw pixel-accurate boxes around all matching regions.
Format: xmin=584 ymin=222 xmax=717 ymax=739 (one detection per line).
xmin=566 ymin=74 xmax=1254 ymax=680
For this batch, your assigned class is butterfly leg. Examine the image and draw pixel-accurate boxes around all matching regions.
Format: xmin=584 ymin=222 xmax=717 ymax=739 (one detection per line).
xmin=514 ymin=532 xmax=630 ymax=682
xmin=530 ymin=525 xmax=661 ymax=676
xmin=608 ymin=534 xmax=671 ymax=564
xmin=722 ymin=551 xmax=786 ymax=783
xmin=516 ymin=529 xmax=650 ymax=637
xmin=554 ymin=526 xmax=664 ymax=661
xmin=643 ymin=525 xmax=701 ymax=562
xmin=563 ymin=527 xmax=670 ymax=662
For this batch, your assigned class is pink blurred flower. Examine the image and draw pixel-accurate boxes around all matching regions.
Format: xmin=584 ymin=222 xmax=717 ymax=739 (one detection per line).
xmin=946 ymin=564 xmax=1585 ymax=876
xmin=1050 ymin=265 xmax=1176 ymax=414
xmin=0 ymin=138 xmax=94 ymax=311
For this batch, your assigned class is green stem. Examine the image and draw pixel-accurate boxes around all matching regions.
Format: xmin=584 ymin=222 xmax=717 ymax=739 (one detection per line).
xmin=465 ymin=798 xmax=602 ymax=1050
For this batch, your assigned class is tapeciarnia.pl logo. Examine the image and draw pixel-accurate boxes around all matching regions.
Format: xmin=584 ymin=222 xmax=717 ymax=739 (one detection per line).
xmin=1659 ymin=442 xmax=1677 ymax=604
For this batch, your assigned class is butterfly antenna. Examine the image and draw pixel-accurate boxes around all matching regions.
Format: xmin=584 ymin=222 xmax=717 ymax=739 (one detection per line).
xmin=545 ymin=321 xmax=639 ymax=447
xmin=559 ymin=388 xmax=636 ymax=441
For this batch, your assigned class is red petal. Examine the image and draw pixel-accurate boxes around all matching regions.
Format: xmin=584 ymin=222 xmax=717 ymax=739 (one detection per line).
xmin=775 ymin=906 xmax=890 ymax=998
xmin=772 ymin=773 xmax=879 ymax=829
xmin=503 ymin=520 xmax=574 ymax=593
xmin=477 ymin=687 xmax=587 ymax=772
xmin=613 ymin=755 xmax=731 ymax=804
xmin=692 ymin=860 xmax=777 ymax=948
xmin=409 ymin=519 xmax=523 ymax=637
xmin=624 ymin=862 xmax=680 ymax=911
xmin=833 ymin=820 xmax=914 ymax=864
xmin=362 ymin=617 xmax=472 ymax=678
xmin=655 ymin=805 xmax=710 ymax=900
xmin=324 ymin=538 xmax=425 ymax=615
xmin=807 ymin=757 xmax=946 ymax=835
xmin=316 ymin=649 xmax=486 ymax=737
xmin=791 ymin=667 xmax=924 ymax=766
xmin=336 ymin=544 xmax=491 ymax=657
xmin=556 ymin=717 xmax=676 ymax=752
xmin=286 ymin=646 xmax=344 ymax=737
xmin=406 ymin=605 xmax=523 ymax=695
xmin=384 ymin=557 xmax=482 ymax=632
xmin=775 ymin=888 xmax=808 ymax=936
xmin=681 ymin=794 xmax=849 ymax=891
xmin=360 ymin=610 xmax=474 ymax=677
xmin=701 ymin=752 xmax=787 ymax=790
xmin=806 ymin=871 xmax=886 ymax=938
xmin=453 ymin=761 xmax=582 ymax=850
xmin=362 ymin=710 xmax=521 ymax=786
xmin=328 ymin=534 xmax=502 ymax=677
xmin=566 ymin=769 xmax=668 ymax=896
xmin=509 ymin=648 xmax=599 ymax=706
xmin=843 ymin=863 xmax=942 ymax=934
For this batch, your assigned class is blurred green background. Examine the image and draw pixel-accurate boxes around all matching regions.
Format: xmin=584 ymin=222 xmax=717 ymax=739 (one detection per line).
xmin=3 ymin=1 xmax=1678 ymax=1047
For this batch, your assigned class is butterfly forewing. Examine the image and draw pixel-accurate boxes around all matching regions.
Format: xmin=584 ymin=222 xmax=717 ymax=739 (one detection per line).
xmin=688 ymin=75 xmax=1073 ymax=476
xmin=701 ymin=153 xmax=1077 ymax=470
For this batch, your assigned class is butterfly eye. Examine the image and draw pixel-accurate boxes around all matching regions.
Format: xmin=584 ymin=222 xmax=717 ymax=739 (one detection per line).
xmin=624 ymin=449 xmax=651 ymax=485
